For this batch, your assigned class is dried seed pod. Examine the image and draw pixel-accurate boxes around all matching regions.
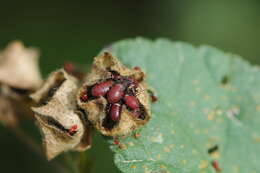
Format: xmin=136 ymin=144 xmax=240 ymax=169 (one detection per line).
xmin=0 ymin=41 xmax=43 ymax=127
xmin=0 ymin=40 xmax=42 ymax=90
xmin=77 ymin=52 xmax=151 ymax=136
xmin=31 ymin=69 xmax=91 ymax=160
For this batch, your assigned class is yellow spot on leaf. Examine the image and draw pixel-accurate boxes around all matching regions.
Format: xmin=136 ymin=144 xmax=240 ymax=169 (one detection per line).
xmin=216 ymin=118 xmax=224 ymax=123
xmin=182 ymin=160 xmax=187 ymax=165
xmin=256 ymin=105 xmax=260 ymax=112
xmin=142 ymin=165 xmax=148 ymax=169
xmin=150 ymin=133 xmax=164 ymax=144
xmin=204 ymin=95 xmax=211 ymax=101
xmin=169 ymin=144 xmax=175 ymax=148
xmin=236 ymin=96 xmax=243 ymax=101
xmin=160 ymin=165 xmax=166 ymax=169
xmin=195 ymin=129 xmax=200 ymax=134
xmin=156 ymin=154 xmax=161 ymax=159
xmin=170 ymin=111 xmax=176 ymax=116
xmin=199 ymin=160 xmax=209 ymax=169
xmin=221 ymin=95 xmax=228 ymax=100
xmin=192 ymin=149 xmax=198 ymax=155
xmin=210 ymin=151 xmax=221 ymax=159
xmin=189 ymin=101 xmax=196 ymax=107
xmin=232 ymin=165 xmax=240 ymax=172
xmin=207 ymin=113 xmax=214 ymax=120
xmin=203 ymin=108 xmax=210 ymax=114
xmin=163 ymin=146 xmax=171 ymax=152
xmin=192 ymin=80 xmax=199 ymax=85
xmin=128 ymin=142 xmax=134 ymax=146
xmin=206 ymin=143 xmax=212 ymax=148
xmin=131 ymin=165 xmax=137 ymax=169
xmin=216 ymin=109 xmax=223 ymax=115
xmin=180 ymin=144 xmax=185 ymax=149
xmin=196 ymin=87 xmax=202 ymax=93
xmin=203 ymin=129 xmax=209 ymax=134
xmin=252 ymin=133 xmax=260 ymax=143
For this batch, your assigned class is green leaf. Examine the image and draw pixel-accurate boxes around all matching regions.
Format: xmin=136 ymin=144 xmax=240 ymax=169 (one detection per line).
xmin=103 ymin=38 xmax=260 ymax=173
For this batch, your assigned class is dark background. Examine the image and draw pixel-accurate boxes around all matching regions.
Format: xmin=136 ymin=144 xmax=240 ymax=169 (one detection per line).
xmin=0 ymin=0 xmax=259 ymax=172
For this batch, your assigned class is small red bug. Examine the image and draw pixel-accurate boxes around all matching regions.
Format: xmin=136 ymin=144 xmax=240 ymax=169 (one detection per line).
xmin=68 ymin=125 xmax=78 ymax=136
xmin=114 ymin=138 xmax=120 ymax=145
xmin=80 ymin=90 xmax=88 ymax=102
xmin=133 ymin=132 xmax=141 ymax=139
xmin=124 ymin=95 xmax=139 ymax=110
xmin=63 ymin=62 xmax=75 ymax=73
xmin=151 ymin=95 xmax=158 ymax=103
xmin=110 ymin=103 xmax=122 ymax=121
xmin=212 ymin=160 xmax=221 ymax=172
xmin=148 ymin=90 xmax=158 ymax=103
xmin=133 ymin=66 xmax=141 ymax=71
xmin=91 ymin=80 xmax=114 ymax=97
xmin=64 ymin=62 xmax=85 ymax=80
xmin=107 ymin=83 xmax=125 ymax=103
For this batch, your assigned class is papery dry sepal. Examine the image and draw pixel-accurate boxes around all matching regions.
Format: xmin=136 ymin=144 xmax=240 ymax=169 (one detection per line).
xmin=31 ymin=69 xmax=91 ymax=160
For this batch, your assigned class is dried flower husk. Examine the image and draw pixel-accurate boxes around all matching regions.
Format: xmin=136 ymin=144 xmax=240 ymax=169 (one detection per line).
xmin=77 ymin=52 xmax=151 ymax=136
xmin=0 ymin=41 xmax=42 ymax=127
xmin=0 ymin=40 xmax=42 ymax=90
xmin=31 ymin=69 xmax=91 ymax=160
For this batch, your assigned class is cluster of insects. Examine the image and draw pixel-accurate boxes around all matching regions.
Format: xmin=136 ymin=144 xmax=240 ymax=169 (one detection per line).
xmin=79 ymin=70 xmax=146 ymax=129
xmin=30 ymin=52 xmax=154 ymax=158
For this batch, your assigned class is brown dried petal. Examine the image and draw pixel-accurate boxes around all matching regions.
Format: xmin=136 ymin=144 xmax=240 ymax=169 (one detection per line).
xmin=77 ymin=52 xmax=151 ymax=136
xmin=31 ymin=69 xmax=91 ymax=160
xmin=0 ymin=41 xmax=42 ymax=90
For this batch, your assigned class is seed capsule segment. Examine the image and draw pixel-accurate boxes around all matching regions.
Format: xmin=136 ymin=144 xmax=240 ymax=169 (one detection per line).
xmin=91 ymin=80 xmax=114 ymax=97
xmin=110 ymin=103 xmax=122 ymax=121
xmin=124 ymin=95 xmax=139 ymax=110
xmin=107 ymin=83 xmax=125 ymax=103
xmin=76 ymin=52 xmax=151 ymax=136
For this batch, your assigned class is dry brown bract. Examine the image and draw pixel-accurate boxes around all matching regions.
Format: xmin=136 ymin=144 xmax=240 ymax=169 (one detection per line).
xmin=31 ymin=69 xmax=91 ymax=160
xmin=0 ymin=41 xmax=42 ymax=90
xmin=0 ymin=41 xmax=43 ymax=127
xmin=77 ymin=52 xmax=151 ymax=137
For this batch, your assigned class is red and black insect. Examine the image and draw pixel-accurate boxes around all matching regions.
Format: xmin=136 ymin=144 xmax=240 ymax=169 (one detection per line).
xmin=68 ymin=124 xmax=78 ymax=136
xmin=124 ymin=95 xmax=139 ymax=110
xmin=91 ymin=80 xmax=114 ymax=97
xmin=107 ymin=83 xmax=125 ymax=103
xmin=212 ymin=160 xmax=221 ymax=172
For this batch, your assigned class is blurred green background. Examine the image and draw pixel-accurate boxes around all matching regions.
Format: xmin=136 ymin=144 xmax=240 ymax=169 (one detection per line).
xmin=0 ymin=0 xmax=259 ymax=172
